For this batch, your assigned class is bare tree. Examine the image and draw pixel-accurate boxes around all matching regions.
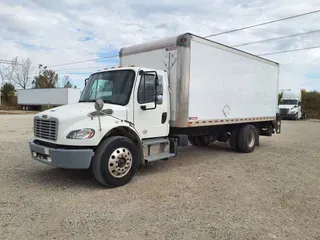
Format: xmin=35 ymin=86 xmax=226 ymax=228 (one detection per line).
xmin=13 ymin=57 xmax=33 ymax=89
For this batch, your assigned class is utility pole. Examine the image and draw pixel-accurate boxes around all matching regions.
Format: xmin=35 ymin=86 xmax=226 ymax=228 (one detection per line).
xmin=0 ymin=58 xmax=21 ymax=106
xmin=0 ymin=58 xmax=20 ymax=87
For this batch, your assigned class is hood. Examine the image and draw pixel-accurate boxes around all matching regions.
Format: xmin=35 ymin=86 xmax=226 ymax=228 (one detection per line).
xmin=36 ymin=102 xmax=127 ymax=122
xmin=278 ymin=104 xmax=297 ymax=110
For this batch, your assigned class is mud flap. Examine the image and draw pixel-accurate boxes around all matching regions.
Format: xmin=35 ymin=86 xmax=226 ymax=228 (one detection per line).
xmin=275 ymin=113 xmax=281 ymax=134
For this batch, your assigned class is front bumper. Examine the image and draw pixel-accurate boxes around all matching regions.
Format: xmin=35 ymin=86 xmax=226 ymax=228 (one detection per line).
xmin=280 ymin=113 xmax=297 ymax=119
xmin=29 ymin=141 xmax=94 ymax=169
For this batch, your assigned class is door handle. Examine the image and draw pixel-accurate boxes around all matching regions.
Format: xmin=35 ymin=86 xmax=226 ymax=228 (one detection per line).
xmin=161 ymin=112 xmax=167 ymax=124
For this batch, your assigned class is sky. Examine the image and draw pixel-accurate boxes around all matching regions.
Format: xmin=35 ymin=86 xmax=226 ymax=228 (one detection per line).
xmin=1 ymin=0 xmax=320 ymax=91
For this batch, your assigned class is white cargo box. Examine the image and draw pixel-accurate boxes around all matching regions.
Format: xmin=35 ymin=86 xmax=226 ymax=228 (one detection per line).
xmin=17 ymin=88 xmax=81 ymax=106
xmin=120 ymin=33 xmax=279 ymax=128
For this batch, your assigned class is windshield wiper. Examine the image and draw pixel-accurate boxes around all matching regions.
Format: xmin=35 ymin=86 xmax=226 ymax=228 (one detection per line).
xmin=79 ymin=99 xmax=97 ymax=103
xmin=79 ymin=99 xmax=119 ymax=104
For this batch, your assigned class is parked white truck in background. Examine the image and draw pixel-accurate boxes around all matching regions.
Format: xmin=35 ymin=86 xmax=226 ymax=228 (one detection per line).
xmin=29 ymin=33 xmax=281 ymax=187
xmin=278 ymin=89 xmax=305 ymax=120
xmin=17 ymin=88 xmax=81 ymax=110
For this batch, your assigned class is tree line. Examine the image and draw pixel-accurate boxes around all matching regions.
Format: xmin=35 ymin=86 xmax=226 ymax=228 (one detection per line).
xmin=0 ymin=56 xmax=77 ymax=106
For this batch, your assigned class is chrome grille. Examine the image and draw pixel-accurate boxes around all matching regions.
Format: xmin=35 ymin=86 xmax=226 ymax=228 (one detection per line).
xmin=34 ymin=117 xmax=58 ymax=141
xmin=280 ymin=109 xmax=289 ymax=115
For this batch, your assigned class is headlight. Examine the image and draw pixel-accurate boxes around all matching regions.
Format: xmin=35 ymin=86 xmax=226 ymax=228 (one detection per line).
xmin=66 ymin=128 xmax=95 ymax=139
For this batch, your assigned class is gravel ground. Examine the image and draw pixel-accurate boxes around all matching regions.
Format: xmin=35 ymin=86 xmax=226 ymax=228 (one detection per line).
xmin=0 ymin=115 xmax=319 ymax=240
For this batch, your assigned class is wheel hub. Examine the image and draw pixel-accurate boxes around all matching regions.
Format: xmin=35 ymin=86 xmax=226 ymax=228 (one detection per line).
xmin=118 ymin=157 xmax=126 ymax=168
xmin=248 ymin=131 xmax=256 ymax=148
xmin=108 ymin=148 xmax=132 ymax=178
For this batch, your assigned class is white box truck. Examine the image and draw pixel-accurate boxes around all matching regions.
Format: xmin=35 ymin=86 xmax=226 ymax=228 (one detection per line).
xmin=278 ymin=89 xmax=305 ymax=119
xmin=17 ymin=88 xmax=81 ymax=110
xmin=28 ymin=33 xmax=281 ymax=187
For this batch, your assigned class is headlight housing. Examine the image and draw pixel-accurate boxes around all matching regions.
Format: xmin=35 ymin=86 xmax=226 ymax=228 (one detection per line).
xmin=289 ymin=108 xmax=297 ymax=113
xmin=66 ymin=128 xmax=95 ymax=139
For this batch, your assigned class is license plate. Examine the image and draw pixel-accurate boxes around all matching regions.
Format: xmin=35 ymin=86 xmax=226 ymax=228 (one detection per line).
xmin=33 ymin=152 xmax=52 ymax=163
xmin=44 ymin=148 xmax=49 ymax=155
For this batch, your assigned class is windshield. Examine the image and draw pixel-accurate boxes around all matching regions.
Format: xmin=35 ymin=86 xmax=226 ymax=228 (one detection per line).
xmin=80 ymin=70 xmax=135 ymax=106
xmin=280 ymin=99 xmax=298 ymax=105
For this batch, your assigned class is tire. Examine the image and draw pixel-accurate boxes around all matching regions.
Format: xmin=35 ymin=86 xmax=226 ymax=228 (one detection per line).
xmin=237 ymin=124 xmax=257 ymax=153
xmin=92 ymin=136 xmax=139 ymax=187
xmin=188 ymin=136 xmax=197 ymax=146
xmin=229 ymin=128 xmax=240 ymax=152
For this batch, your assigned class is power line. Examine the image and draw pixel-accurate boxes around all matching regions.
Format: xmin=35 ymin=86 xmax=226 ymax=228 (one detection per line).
xmin=205 ymin=9 xmax=320 ymax=38
xmin=0 ymin=59 xmax=22 ymax=65
xmin=54 ymin=65 xmax=109 ymax=72
xmin=48 ymin=40 xmax=320 ymax=72
xmin=54 ymin=45 xmax=320 ymax=72
xmin=233 ymin=29 xmax=320 ymax=47
xmin=259 ymin=45 xmax=320 ymax=56
xmin=46 ymin=55 xmax=118 ymax=68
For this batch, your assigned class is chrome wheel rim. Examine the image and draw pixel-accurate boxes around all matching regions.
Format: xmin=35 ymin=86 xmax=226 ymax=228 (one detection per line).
xmin=248 ymin=131 xmax=256 ymax=148
xmin=108 ymin=148 xmax=132 ymax=178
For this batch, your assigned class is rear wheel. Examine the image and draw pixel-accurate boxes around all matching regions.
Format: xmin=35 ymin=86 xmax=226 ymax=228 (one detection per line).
xmin=92 ymin=136 xmax=139 ymax=187
xmin=237 ymin=124 xmax=257 ymax=153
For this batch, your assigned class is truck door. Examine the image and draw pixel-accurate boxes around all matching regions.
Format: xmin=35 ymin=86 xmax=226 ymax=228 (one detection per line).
xmin=133 ymin=71 xmax=169 ymax=139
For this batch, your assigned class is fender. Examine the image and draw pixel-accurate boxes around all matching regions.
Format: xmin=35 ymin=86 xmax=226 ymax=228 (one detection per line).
xmin=101 ymin=125 xmax=145 ymax=165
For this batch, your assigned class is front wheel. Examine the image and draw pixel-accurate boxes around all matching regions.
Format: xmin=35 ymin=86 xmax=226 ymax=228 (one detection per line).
xmin=92 ymin=136 xmax=139 ymax=187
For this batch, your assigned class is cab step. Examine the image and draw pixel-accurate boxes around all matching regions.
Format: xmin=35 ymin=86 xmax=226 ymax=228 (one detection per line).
xmin=142 ymin=137 xmax=177 ymax=163
xmin=142 ymin=138 xmax=169 ymax=146
xmin=145 ymin=153 xmax=176 ymax=162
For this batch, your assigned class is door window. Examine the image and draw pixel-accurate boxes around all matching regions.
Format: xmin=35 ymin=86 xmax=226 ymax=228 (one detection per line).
xmin=138 ymin=75 xmax=155 ymax=104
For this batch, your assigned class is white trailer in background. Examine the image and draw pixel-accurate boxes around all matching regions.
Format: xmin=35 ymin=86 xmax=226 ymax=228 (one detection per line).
xmin=28 ymin=33 xmax=281 ymax=187
xmin=17 ymin=88 xmax=81 ymax=110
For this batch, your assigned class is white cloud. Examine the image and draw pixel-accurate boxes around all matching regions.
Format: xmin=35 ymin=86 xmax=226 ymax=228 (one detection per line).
xmin=1 ymin=0 xmax=320 ymax=90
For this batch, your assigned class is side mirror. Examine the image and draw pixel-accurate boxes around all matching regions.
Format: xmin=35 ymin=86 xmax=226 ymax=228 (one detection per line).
xmin=139 ymin=71 xmax=159 ymax=111
xmin=95 ymin=99 xmax=104 ymax=131
xmin=156 ymin=94 xmax=163 ymax=104
xmin=85 ymin=78 xmax=89 ymax=86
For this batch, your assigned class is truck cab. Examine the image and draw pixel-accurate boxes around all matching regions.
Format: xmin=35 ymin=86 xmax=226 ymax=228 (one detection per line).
xmin=29 ymin=67 xmax=174 ymax=187
xmin=278 ymin=89 xmax=304 ymax=120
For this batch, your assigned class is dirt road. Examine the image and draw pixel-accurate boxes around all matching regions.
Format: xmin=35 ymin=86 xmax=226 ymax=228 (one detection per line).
xmin=0 ymin=115 xmax=319 ymax=240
